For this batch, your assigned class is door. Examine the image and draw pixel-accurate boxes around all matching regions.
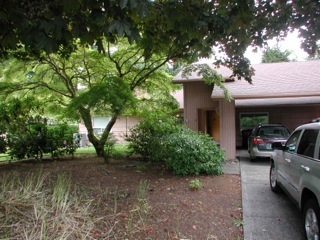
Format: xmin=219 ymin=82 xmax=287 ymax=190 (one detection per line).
xmin=289 ymin=129 xmax=320 ymax=200
xmin=206 ymin=110 xmax=220 ymax=142
xmin=278 ymin=130 xmax=302 ymax=192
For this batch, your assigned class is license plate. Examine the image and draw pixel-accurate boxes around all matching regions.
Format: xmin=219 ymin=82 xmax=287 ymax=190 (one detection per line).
xmin=266 ymin=143 xmax=272 ymax=149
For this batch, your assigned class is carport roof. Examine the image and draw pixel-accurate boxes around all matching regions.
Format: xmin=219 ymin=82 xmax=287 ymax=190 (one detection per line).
xmin=236 ymin=96 xmax=320 ymax=107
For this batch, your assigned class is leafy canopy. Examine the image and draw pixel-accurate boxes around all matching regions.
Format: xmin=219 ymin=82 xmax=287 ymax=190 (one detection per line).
xmin=0 ymin=39 xmax=179 ymax=160
xmin=0 ymin=0 xmax=319 ymax=81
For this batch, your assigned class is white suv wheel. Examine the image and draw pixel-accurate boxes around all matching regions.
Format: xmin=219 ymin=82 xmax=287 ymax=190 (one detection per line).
xmin=304 ymin=199 xmax=320 ymax=240
xmin=269 ymin=163 xmax=280 ymax=193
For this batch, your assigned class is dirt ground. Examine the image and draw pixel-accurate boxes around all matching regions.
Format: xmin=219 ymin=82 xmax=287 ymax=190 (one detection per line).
xmin=0 ymin=155 xmax=243 ymax=240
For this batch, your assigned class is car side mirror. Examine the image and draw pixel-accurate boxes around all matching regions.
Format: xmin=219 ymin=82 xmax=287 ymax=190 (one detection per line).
xmin=272 ymin=142 xmax=286 ymax=150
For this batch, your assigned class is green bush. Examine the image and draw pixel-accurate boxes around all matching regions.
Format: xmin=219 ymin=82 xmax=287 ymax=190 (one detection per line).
xmin=164 ymin=128 xmax=225 ymax=175
xmin=128 ymin=115 xmax=225 ymax=175
xmin=0 ymin=136 xmax=7 ymax=153
xmin=127 ymin=115 xmax=180 ymax=161
xmin=6 ymin=133 xmax=30 ymax=159
xmin=7 ymin=123 xmax=78 ymax=160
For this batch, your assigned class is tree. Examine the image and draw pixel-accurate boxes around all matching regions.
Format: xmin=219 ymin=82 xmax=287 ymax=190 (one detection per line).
xmin=0 ymin=40 xmax=179 ymax=161
xmin=1 ymin=0 xmax=320 ymax=161
xmin=262 ymin=46 xmax=292 ymax=63
xmin=0 ymin=0 xmax=319 ymax=81
xmin=306 ymin=50 xmax=320 ymax=60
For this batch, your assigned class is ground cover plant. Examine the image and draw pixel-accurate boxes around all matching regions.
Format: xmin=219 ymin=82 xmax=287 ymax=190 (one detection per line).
xmin=0 ymin=153 xmax=242 ymax=239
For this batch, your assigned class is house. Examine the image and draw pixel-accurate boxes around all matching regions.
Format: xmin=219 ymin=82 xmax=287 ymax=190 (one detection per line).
xmin=173 ymin=60 xmax=320 ymax=160
xmin=78 ymin=116 xmax=140 ymax=146
xmin=78 ymin=90 xmax=184 ymax=146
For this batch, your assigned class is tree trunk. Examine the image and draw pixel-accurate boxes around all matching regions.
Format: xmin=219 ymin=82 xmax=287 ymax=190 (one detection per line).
xmin=79 ymin=107 xmax=119 ymax=163
xmin=79 ymin=107 xmax=108 ymax=162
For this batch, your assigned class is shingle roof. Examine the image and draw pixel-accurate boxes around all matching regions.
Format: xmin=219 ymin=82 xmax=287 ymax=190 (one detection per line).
xmin=173 ymin=64 xmax=233 ymax=83
xmin=211 ymin=60 xmax=320 ymax=99
xmin=173 ymin=60 xmax=320 ymax=104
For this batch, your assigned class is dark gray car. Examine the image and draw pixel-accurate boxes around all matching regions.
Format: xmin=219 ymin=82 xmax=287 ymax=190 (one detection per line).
xmin=248 ymin=123 xmax=290 ymax=161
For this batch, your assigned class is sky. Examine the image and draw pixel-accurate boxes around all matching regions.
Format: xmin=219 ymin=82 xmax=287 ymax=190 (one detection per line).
xmin=197 ymin=29 xmax=310 ymax=65
xmin=244 ymin=29 xmax=309 ymax=64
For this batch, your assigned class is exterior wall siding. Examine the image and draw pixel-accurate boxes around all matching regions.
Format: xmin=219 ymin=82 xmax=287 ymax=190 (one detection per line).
xmin=183 ymin=82 xmax=218 ymax=131
xmin=220 ymin=100 xmax=236 ymax=160
xmin=78 ymin=116 xmax=140 ymax=145
xmin=183 ymin=82 xmax=237 ymax=160
xmin=112 ymin=116 xmax=140 ymax=143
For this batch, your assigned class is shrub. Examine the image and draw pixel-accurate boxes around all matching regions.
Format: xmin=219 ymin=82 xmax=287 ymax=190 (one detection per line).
xmin=164 ymin=128 xmax=225 ymax=175
xmin=7 ymin=123 xmax=78 ymax=160
xmin=0 ymin=136 xmax=7 ymax=153
xmin=128 ymin=115 xmax=225 ymax=175
xmin=127 ymin=115 xmax=180 ymax=161
xmin=6 ymin=133 xmax=30 ymax=159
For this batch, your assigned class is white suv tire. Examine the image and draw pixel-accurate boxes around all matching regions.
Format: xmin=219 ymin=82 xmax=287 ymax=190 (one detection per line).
xmin=269 ymin=162 xmax=281 ymax=193
xmin=303 ymin=198 xmax=320 ymax=240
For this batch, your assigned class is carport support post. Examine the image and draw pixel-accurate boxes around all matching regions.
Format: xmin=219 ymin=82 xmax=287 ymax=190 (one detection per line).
xmin=219 ymin=99 xmax=236 ymax=160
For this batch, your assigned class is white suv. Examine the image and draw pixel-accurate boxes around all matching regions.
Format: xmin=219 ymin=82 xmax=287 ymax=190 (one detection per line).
xmin=270 ymin=121 xmax=320 ymax=240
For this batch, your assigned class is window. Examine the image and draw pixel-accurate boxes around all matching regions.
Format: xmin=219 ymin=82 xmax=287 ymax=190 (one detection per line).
xmin=297 ymin=129 xmax=319 ymax=158
xmin=259 ymin=126 xmax=290 ymax=137
xmin=240 ymin=113 xmax=268 ymax=130
xmin=285 ymin=130 xmax=302 ymax=153
xmin=93 ymin=128 xmax=105 ymax=134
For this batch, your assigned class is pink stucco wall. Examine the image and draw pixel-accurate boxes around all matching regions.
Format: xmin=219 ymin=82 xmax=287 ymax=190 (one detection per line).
xmin=78 ymin=116 xmax=140 ymax=145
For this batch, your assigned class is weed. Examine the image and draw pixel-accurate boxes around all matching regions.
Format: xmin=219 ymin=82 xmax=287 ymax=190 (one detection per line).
xmin=0 ymin=171 xmax=111 ymax=239
xmin=188 ymin=179 xmax=203 ymax=190
xmin=232 ymin=218 xmax=244 ymax=228
xmin=127 ymin=179 xmax=151 ymax=235
xmin=136 ymin=163 xmax=148 ymax=172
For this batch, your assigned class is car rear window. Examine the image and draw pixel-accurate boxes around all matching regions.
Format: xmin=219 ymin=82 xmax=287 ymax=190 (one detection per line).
xmin=258 ymin=126 xmax=290 ymax=137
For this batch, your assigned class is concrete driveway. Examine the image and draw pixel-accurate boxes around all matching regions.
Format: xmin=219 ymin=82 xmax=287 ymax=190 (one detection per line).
xmin=238 ymin=150 xmax=305 ymax=240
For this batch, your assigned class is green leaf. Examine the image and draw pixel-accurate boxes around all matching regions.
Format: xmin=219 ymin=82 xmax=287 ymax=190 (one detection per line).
xmin=120 ymin=0 xmax=128 ymax=9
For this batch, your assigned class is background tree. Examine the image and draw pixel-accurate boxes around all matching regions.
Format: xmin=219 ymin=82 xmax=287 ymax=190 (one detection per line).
xmin=306 ymin=50 xmax=320 ymax=60
xmin=262 ymin=46 xmax=292 ymax=63
xmin=0 ymin=40 xmax=179 ymax=161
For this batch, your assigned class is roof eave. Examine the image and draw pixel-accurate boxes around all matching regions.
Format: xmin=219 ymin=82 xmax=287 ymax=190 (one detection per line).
xmin=173 ymin=79 xmax=204 ymax=84
xmin=211 ymin=92 xmax=320 ymax=100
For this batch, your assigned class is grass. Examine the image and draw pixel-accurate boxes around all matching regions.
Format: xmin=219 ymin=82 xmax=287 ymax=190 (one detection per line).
xmin=0 ymin=144 xmax=130 ymax=162
xmin=74 ymin=146 xmax=97 ymax=154
xmin=127 ymin=179 xmax=151 ymax=236
xmin=0 ymin=171 xmax=99 ymax=239
xmin=0 ymin=154 xmax=9 ymax=162
xmin=75 ymin=144 xmax=129 ymax=156
xmin=0 ymin=169 xmax=151 ymax=239
xmin=114 ymin=143 xmax=130 ymax=155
